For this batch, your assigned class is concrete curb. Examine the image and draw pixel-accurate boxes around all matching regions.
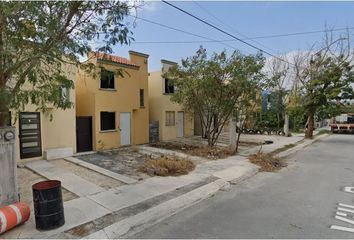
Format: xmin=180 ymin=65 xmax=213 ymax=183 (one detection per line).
xmin=85 ymin=164 xmax=258 ymax=239
xmin=276 ymin=134 xmax=329 ymax=158
xmin=95 ymin=179 xmax=226 ymax=239
xmin=64 ymin=156 xmax=138 ymax=185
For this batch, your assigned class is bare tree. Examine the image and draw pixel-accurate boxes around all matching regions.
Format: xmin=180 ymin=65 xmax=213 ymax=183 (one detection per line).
xmin=291 ymin=30 xmax=354 ymax=138
xmin=263 ymin=55 xmax=290 ymax=128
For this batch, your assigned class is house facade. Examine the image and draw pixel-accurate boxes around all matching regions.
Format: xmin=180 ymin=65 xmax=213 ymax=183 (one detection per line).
xmin=12 ymin=62 xmax=77 ymax=161
xmin=75 ymin=51 xmax=149 ymax=151
xmin=149 ymin=59 xmax=194 ymax=141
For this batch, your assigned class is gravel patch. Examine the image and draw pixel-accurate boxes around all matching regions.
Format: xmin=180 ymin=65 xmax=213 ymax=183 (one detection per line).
xmin=76 ymin=148 xmax=151 ymax=181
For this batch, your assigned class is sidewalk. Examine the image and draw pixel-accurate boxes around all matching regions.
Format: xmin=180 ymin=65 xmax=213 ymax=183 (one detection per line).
xmin=1 ymin=133 xmax=327 ymax=239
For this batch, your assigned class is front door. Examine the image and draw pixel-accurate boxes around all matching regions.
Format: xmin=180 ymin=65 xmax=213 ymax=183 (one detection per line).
xmin=177 ymin=111 xmax=184 ymax=137
xmin=76 ymin=116 xmax=93 ymax=152
xmin=19 ymin=112 xmax=42 ymax=159
xmin=120 ymin=112 xmax=131 ymax=146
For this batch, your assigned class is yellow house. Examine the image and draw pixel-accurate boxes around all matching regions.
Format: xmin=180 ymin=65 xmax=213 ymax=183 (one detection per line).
xmin=149 ymin=59 xmax=194 ymax=141
xmin=75 ymin=51 xmax=149 ymax=151
xmin=11 ymin=62 xmax=77 ymax=161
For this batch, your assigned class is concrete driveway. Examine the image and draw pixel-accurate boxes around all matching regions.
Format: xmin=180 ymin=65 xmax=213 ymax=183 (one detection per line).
xmin=132 ymin=134 xmax=354 ymax=238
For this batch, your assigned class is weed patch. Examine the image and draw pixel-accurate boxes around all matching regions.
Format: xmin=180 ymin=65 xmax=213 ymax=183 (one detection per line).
xmin=249 ymin=152 xmax=287 ymax=172
xmin=138 ymin=156 xmax=196 ymax=176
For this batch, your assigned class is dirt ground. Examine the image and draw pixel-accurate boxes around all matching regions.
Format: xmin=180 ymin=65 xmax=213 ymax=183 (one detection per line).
xmin=76 ymin=148 xmax=151 ymax=180
xmin=150 ymin=142 xmax=233 ymax=160
xmin=50 ymin=159 xmax=124 ymax=190
xmin=17 ymin=167 xmax=77 ymax=211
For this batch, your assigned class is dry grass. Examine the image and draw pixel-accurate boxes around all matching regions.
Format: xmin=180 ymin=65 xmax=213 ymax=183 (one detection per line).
xmin=187 ymin=146 xmax=233 ymax=160
xmin=150 ymin=142 xmax=232 ymax=160
xmin=271 ymin=143 xmax=296 ymax=155
xmin=249 ymin=152 xmax=287 ymax=172
xmin=138 ymin=156 xmax=196 ymax=176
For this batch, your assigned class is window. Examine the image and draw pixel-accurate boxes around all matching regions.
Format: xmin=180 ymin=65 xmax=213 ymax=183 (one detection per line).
xmin=164 ymin=78 xmax=174 ymax=94
xmin=100 ymin=112 xmax=115 ymax=131
xmin=165 ymin=111 xmax=175 ymax=126
xmin=140 ymin=89 xmax=144 ymax=107
xmin=100 ymin=69 xmax=115 ymax=89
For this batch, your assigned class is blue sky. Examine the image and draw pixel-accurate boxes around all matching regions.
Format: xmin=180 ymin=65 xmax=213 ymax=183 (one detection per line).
xmin=105 ymin=1 xmax=354 ymax=71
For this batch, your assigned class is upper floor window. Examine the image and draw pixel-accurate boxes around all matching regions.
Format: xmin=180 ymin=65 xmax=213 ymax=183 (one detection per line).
xmin=140 ymin=89 xmax=144 ymax=107
xmin=164 ymin=78 xmax=175 ymax=94
xmin=100 ymin=69 xmax=115 ymax=89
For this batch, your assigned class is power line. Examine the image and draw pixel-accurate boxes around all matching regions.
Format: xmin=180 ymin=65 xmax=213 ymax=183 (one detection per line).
xmin=192 ymin=1 xmax=278 ymax=54
xmin=131 ymin=25 xmax=354 ymax=44
xmin=127 ymin=14 xmax=252 ymax=54
xmin=162 ymin=0 xmax=294 ymax=65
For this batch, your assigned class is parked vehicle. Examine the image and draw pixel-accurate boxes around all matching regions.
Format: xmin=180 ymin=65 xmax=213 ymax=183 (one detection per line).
xmin=330 ymin=113 xmax=354 ymax=133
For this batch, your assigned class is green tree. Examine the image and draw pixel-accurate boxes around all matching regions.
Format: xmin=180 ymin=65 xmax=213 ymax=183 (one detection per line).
xmin=293 ymin=36 xmax=354 ymax=138
xmin=0 ymin=1 xmax=135 ymax=126
xmin=165 ymin=47 xmax=265 ymax=146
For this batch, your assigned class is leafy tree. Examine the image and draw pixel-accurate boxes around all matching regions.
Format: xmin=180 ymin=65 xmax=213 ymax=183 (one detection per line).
xmin=0 ymin=1 xmax=135 ymax=126
xmin=286 ymin=91 xmax=307 ymax=131
xmin=292 ymin=35 xmax=354 ymax=138
xmin=165 ymin=47 xmax=264 ymax=146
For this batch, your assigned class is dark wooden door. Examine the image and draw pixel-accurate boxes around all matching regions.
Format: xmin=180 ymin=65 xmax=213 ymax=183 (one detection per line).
xmin=76 ymin=117 xmax=93 ymax=152
xmin=19 ymin=112 xmax=42 ymax=159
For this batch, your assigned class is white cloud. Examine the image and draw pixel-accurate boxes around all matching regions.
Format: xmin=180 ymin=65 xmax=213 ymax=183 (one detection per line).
xmin=140 ymin=1 xmax=160 ymax=13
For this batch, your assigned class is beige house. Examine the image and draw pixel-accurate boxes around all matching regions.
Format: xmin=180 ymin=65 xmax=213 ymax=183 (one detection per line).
xmin=149 ymin=59 xmax=194 ymax=141
xmin=75 ymin=51 xmax=149 ymax=151
xmin=11 ymin=63 xmax=77 ymax=161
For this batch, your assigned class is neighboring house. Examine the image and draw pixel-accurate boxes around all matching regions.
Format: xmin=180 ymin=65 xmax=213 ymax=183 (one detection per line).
xmin=149 ymin=59 xmax=194 ymax=141
xmin=75 ymin=51 xmax=149 ymax=151
xmin=10 ymin=62 xmax=77 ymax=161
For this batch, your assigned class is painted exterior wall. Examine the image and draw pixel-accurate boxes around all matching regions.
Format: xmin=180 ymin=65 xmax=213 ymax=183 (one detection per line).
xmin=76 ymin=51 xmax=149 ymax=150
xmin=12 ymin=62 xmax=77 ymax=162
xmin=148 ymin=60 xmax=194 ymax=141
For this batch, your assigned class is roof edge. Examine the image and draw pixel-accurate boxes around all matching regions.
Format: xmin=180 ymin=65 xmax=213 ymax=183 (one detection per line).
xmin=161 ymin=59 xmax=177 ymax=65
xmin=129 ymin=50 xmax=149 ymax=58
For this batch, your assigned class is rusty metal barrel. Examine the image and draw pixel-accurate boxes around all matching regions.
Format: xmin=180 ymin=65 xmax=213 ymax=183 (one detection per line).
xmin=32 ymin=180 xmax=65 ymax=230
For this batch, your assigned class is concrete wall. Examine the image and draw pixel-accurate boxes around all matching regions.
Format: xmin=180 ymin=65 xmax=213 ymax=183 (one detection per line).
xmin=148 ymin=60 xmax=194 ymax=141
xmin=76 ymin=51 xmax=149 ymax=150
xmin=0 ymin=127 xmax=18 ymax=206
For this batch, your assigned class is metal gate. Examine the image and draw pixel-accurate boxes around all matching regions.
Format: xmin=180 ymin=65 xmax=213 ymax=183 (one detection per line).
xmin=19 ymin=112 xmax=42 ymax=159
xmin=76 ymin=116 xmax=93 ymax=152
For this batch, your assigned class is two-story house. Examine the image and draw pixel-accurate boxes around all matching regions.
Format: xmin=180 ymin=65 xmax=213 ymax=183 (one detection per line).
xmin=75 ymin=51 xmax=149 ymax=151
xmin=149 ymin=59 xmax=194 ymax=141
xmin=11 ymin=62 xmax=77 ymax=161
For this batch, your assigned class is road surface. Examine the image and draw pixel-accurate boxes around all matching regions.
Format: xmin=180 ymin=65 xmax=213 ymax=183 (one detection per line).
xmin=133 ymin=134 xmax=354 ymax=238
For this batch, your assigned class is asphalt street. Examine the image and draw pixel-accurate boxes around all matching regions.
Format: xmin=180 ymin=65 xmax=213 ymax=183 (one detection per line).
xmin=133 ymin=134 xmax=354 ymax=238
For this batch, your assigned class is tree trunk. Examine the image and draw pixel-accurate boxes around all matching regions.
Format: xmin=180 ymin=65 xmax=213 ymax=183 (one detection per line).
xmin=0 ymin=106 xmax=9 ymax=127
xmin=305 ymin=114 xmax=314 ymax=138
xmin=0 ymin=90 xmax=8 ymax=127
xmin=235 ymin=130 xmax=242 ymax=153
